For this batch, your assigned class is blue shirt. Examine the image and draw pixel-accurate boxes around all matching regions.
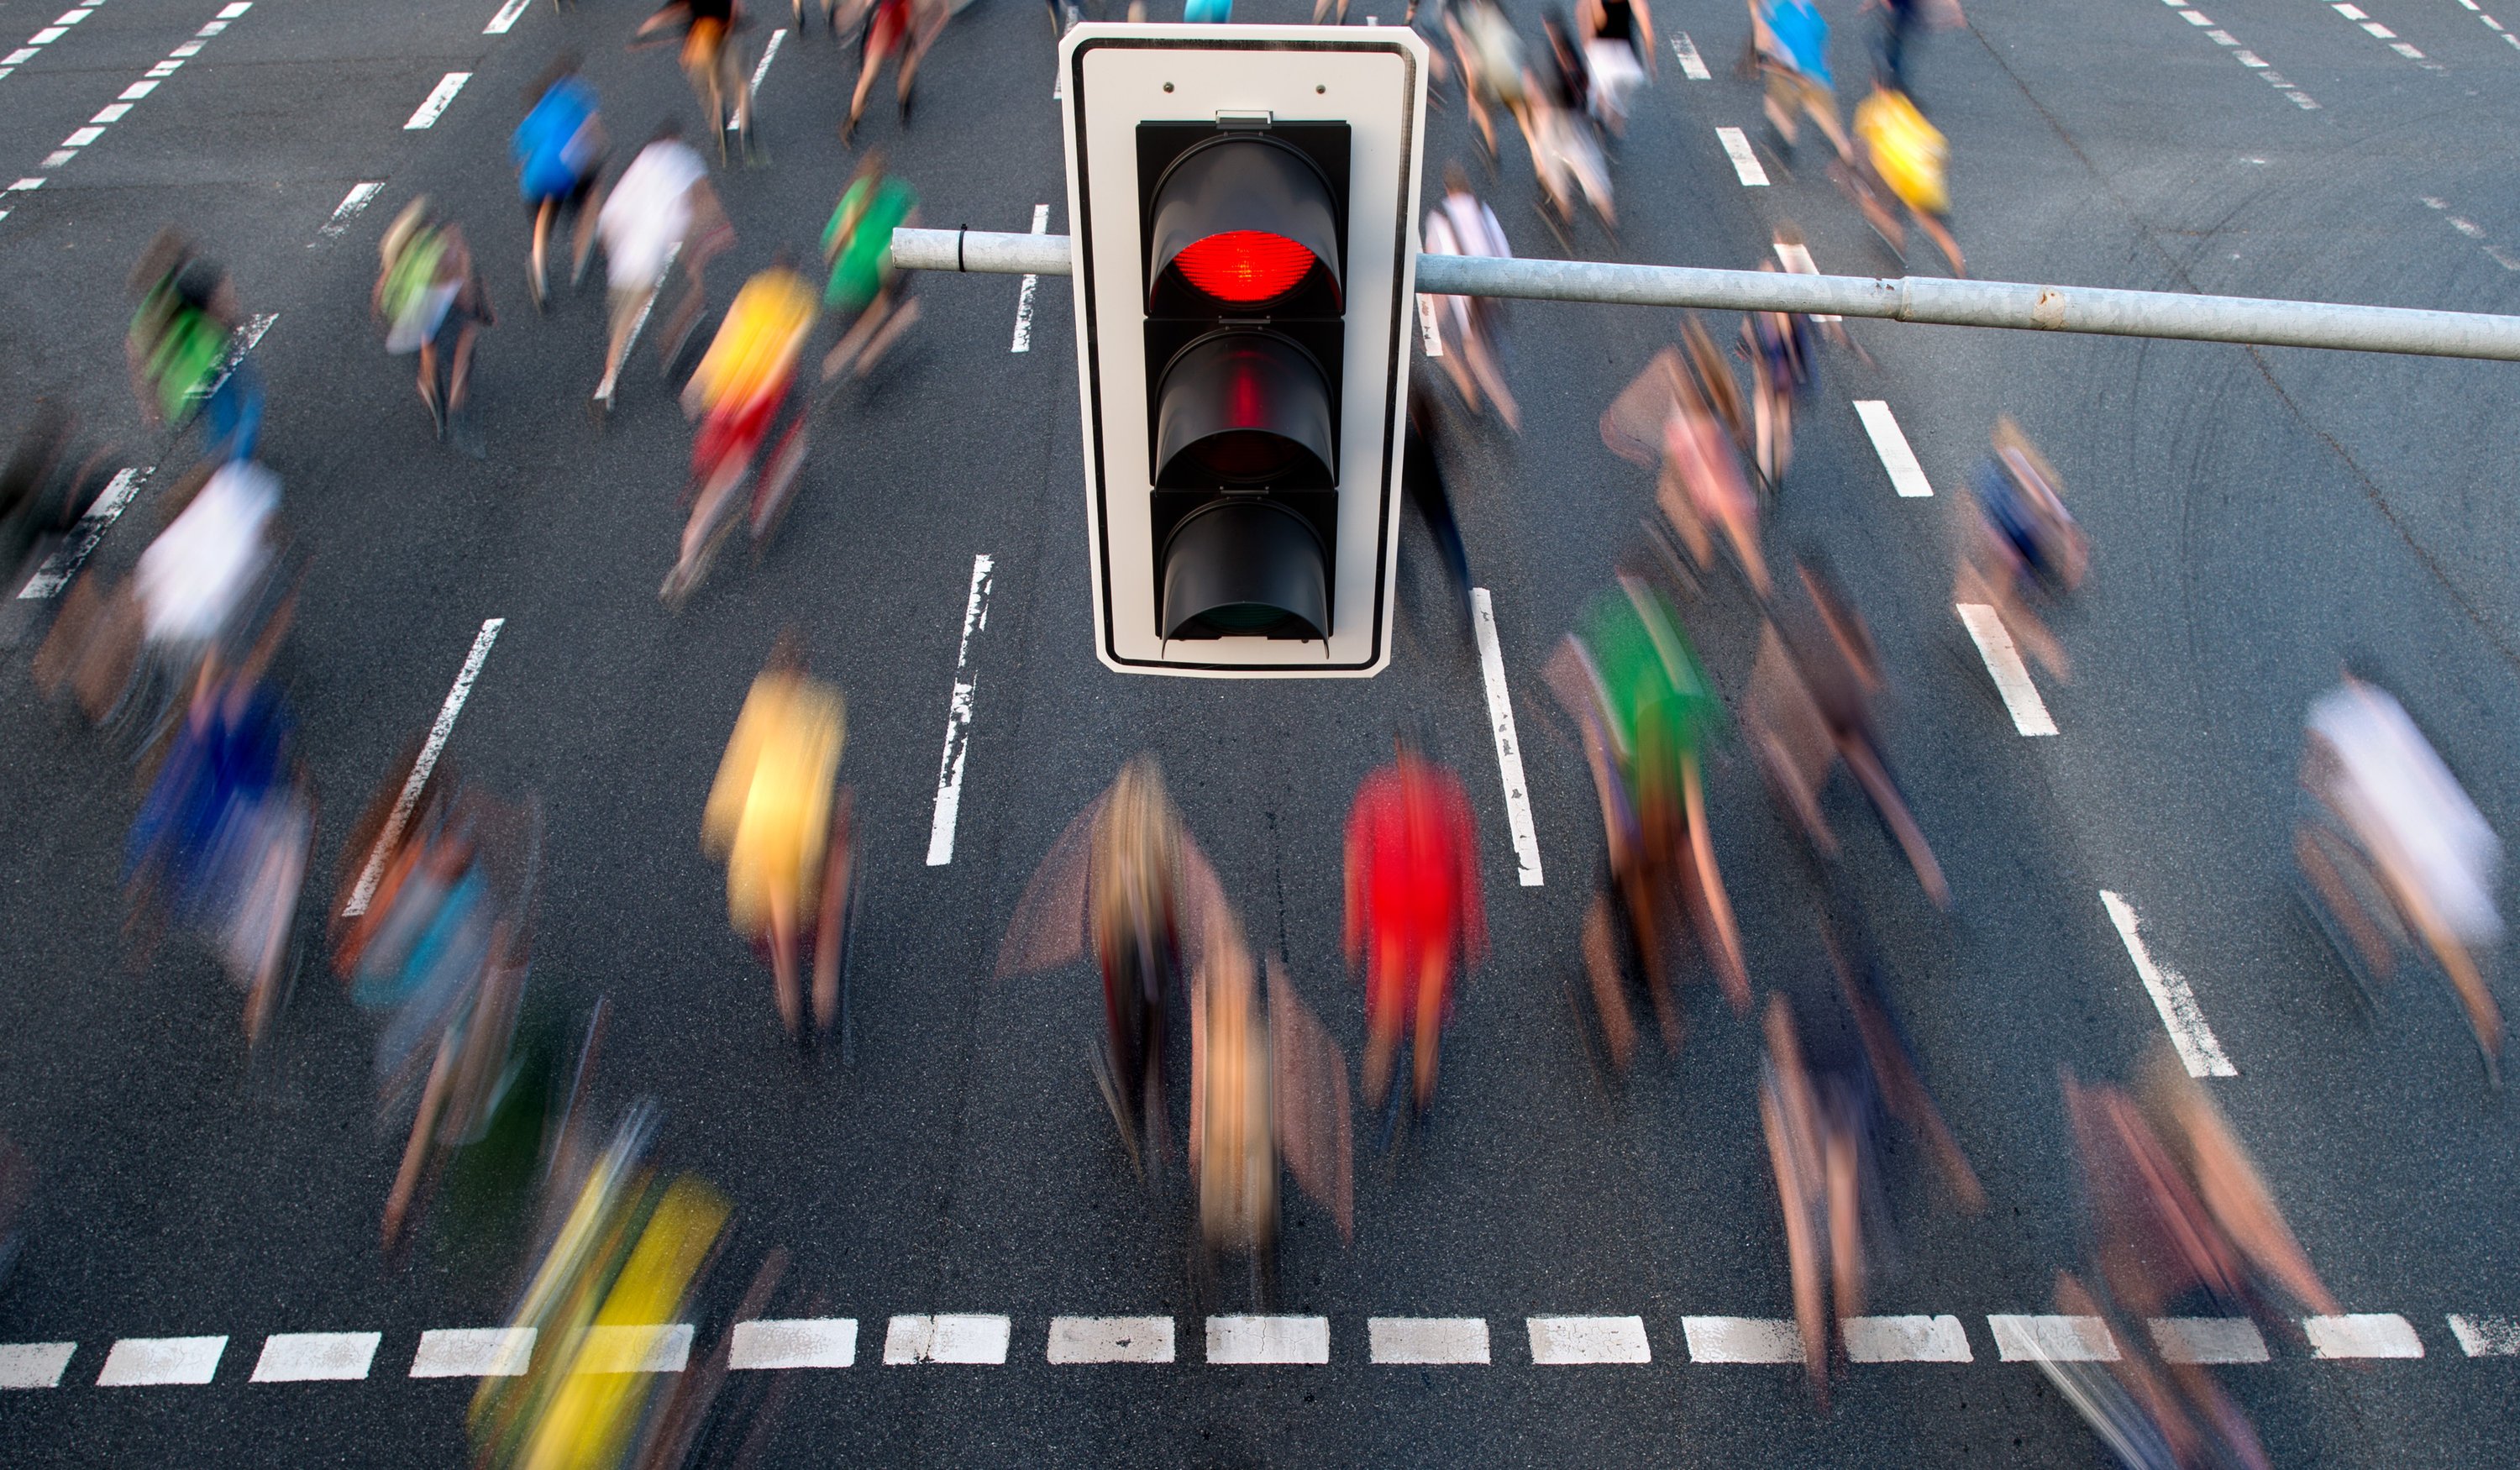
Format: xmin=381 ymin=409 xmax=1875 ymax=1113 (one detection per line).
xmin=1768 ymin=0 xmax=1830 ymax=87
xmin=512 ymin=77 xmax=596 ymax=200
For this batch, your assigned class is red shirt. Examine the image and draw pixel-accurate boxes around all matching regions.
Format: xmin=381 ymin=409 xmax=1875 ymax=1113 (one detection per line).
xmin=1344 ymin=759 xmax=1487 ymax=970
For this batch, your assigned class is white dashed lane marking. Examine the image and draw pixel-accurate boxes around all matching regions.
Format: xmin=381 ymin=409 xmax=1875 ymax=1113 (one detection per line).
xmin=3 ymin=2 xmax=251 ymax=192
xmin=343 ymin=617 xmax=507 ymax=917
xmin=18 ymin=465 xmax=148 ymax=599
xmin=1471 ymin=588 xmax=1544 ymax=886
xmin=408 ymin=1327 xmax=533 ymax=1378
xmin=250 ymin=1333 xmax=381 ymax=1383
xmin=313 ymin=181 xmax=386 ymax=246
xmin=406 ymin=71 xmax=470 ymax=129
xmin=1528 ymin=1315 xmax=1651 ymax=1364
xmin=2449 ymin=0 xmax=2520 ymax=50
xmin=1368 ymin=1317 xmax=1490 ymax=1364
xmin=0 ymin=0 xmax=103 ymax=84
xmin=1682 ymin=1316 xmax=1801 ymax=1362
xmin=1670 ymin=32 xmax=1709 ymax=79
xmin=2304 ymin=1314 xmax=2424 ymax=1359
xmin=923 ymin=554 xmax=995 ymax=866
xmin=0 ymin=1342 xmax=76 ymax=1389
xmin=577 ymin=1324 xmax=694 ymax=1373
xmin=731 ymin=27 xmax=785 ymax=128
xmin=2150 ymin=1317 xmax=2269 ymax=1364
xmin=1852 ymin=401 xmax=1934 ymax=497
xmin=1954 ymin=603 xmax=2059 ymax=737
xmin=2100 ymin=889 xmax=2238 ymax=1079
xmin=1047 ymin=1316 xmax=1175 ymax=1363
xmin=1714 ymin=126 xmax=1769 ymax=186
xmin=1988 ymin=1314 xmax=2118 ymax=1363
xmin=730 ymin=1318 xmax=859 ymax=1369
xmin=483 ymin=0 xmax=533 ymax=34
xmin=2162 ymin=3 xmax=2318 ymax=108
xmin=97 ymin=1336 xmax=226 ymax=1386
xmin=2326 ymin=1 xmax=2444 ymax=68
xmin=1011 ymin=203 xmax=1050 ymax=352
xmin=1207 ymin=1315 xmax=1330 ymax=1364
xmin=1845 ymin=1315 xmax=1973 ymax=1362
xmin=885 ymin=1315 xmax=1011 ymax=1365
xmin=2448 ymin=1314 xmax=2520 ymax=1356
xmin=2420 ymin=196 xmax=2520 ymax=271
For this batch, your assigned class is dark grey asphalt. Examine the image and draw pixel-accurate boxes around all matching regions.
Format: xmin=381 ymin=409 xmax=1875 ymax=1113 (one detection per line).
xmin=1 ymin=0 xmax=2517 ymax=1463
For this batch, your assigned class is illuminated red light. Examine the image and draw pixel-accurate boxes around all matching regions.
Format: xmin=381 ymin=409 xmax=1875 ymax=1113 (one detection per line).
xmin=1172 ymin=230 xmax=1316 ymax=305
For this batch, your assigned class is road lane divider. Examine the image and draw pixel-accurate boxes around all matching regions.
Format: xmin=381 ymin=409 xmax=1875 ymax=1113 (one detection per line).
xmin=484 ymin=0 xmax=533 ymax=34
xmin=924 ymin=554 xmax=995 ymax=866
xmin=313 ymin=181 xmax=386 ymax=246
xmin=885 ymin=1314 xmax=1010 ymax=1364
xmin=1671 ymin=33 xmax=1709 ymax=79
xmin=1207 ymin=1315 xmax=1330 ymax=1364
xmin=1852 ymin=400 xmax=1933 ymax=497
xmin=1527 ymin=1315 xmax=1651 ymax=1364
xmin=1011 ymin=203 xmax=1051 ymax=352
xmin=18 ymin=465 xmax=148 ymax=599
xmin=407 ymin=71 xmax=471 ymax=129
xmin=344 ymin=618 xmax=506 ymax=917
xmin=2100 ymin=890 xmax=2237 ymax=1079
xmin=1470 ymin=588 xmax=1543 ymax=886
xmin=1047 ymin=1316 xmax=1174 ymax=1363
xmin=249 ymin=1333 xmax=381 ymax=1383
xmin=1714 ymin=126 xmax=1768 ymax=186
xmin=1954 ymin=603 xmax=2057 ymax=736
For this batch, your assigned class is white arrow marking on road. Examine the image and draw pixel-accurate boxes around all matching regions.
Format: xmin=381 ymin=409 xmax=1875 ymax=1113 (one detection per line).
xmin=406 ymin=71 xmax=470 ymax=129
xmin=1011 ymin=203 xmax=1050 ymax=352
xmin=2100 ymin=890 xmax=2237 ymax=1078
xmin=926 ymin=554 xmax=995 ymax=866
xmin=1471 ymin=588 xmax=1543 ymax=886
xmin=1714 ymin=126 xmax=1768 ymax=186
xmin=344 ymin=618 xmax=506 ymax=917
xmin=1954 ymin=603 xmax=2057 ymax=736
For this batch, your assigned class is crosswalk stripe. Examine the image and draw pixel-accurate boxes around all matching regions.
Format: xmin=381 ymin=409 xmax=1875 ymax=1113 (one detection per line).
xmin=2149 ymin=1317 xmax=2268 ymax=1364
xmin=1845 ymin=1315 xmax=1972 ymax=1362
xmin=1207 ymin=1315 xmax=1329 ymax=1365
xmin=0 ymin=1341 xmax=76 ymax=1389
xmin=1528 ymin=1316 xmax=1651 ymax=1364
xmin=2303 ymin=1314 xmax=2423 ymax=1359
xmin=250 ymin=1332 xmax=381 ymax=1383
xmin=1681 ymin=1316 xmax=1799 ymax=1362
xmin=1368 ymin=1317 xmax=1489 ymax=1365
xmin=1047 ymin=1315 xmax=1174 ymax=1363
xmin=409 ymin=1327 xmax=533 ymax=1378
xmin=730 ymin=1318 xmax=858 ymax=1370
xmin=885 ymin=1315 xmax=1010 ymax=1365
xmin=1987 ymin=1315 xmax=2118 ymax=1363
xmin=97 ymin=1336 xmax=225 ymax=1386
xmin=2447 ymin=1315 xmax=2520 ymax=1357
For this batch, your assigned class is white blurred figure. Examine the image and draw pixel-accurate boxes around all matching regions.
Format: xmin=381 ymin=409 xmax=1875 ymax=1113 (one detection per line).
xmin=1420 ymin=165 xmax=1520 ymax=431
xmin=1578 ymin=0 xmax=1651 ymax=134
xmin=594 ymin=121 xmax=730 ymax=408
xmin=134 ymin=458 xmax=278 ymax=674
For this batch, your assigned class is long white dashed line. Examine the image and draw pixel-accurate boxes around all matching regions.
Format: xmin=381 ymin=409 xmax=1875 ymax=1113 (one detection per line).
xmin=1010 ymin=203 xmax=1050 ymax=352
xmin=343 ymin=618 xmax=506 ymax=917
xmin=2305 ymin=1314 xmax=2424 ymax=1358
xmin=2327 ymin=1 xmax=2444 ymax=67
xmin=0 ymin=1342 xmax=76 ymax=1389
xmin=5 ymin=2 xmax=248 ymax=190
xmin=97 ymin=1336 xmax=225 ymax=1386
xmin=2447 ymin=1314 xmax=2520 ymax=1356
xmin=483 ymin=0 xmax=533 ymax=34
xmin=0 ymin=0 xmax=105 ymax=85
xmin=313 ymin=181 xmax=386 ymax=245
xmin=732 ymin=1318 xmax=859 ymax=1369
xmin=1955 ymin=603 xmax=2058 ymax=736
xmin=1368 ymin=1318 xmax=1489 ymax=1364
xmin=1714 ymin=126 xmax=1769 ymax=186
xmin=2448 ymin=0 xmax=2520 ymax=49
xmin=1047 ymin=1316 xmax=1175 ymax=1363
xmin=1470 ymin=588 xmax=1544 ymax=886
xmin=2150 ymin=1317 xmax=2269 ymax=1363
xmin=1528 ymin=1316 xmax=1651 ymax=1364
xmin=1989 ymin=1315 xmax=2118 ymax=1362
xmin=1207 ymin=1315 xmax=1329 ymax=1364
xmin=1671 ymin=32 xmax=1710 ymax=79
xmin=1852 ymin=401 xmax=1934 ymax=497
xmin=406 ymin=71 xmax=470 ymax=129
xmin=18 ymin=465 xmax=147 ymax=599
xmin=2420 ymin=195 xmax=2520 ymax=270
xmin=885 ymin=1315 xmax=1011 ymax=1364
xmin=924 ymin=554 xmax=995 ymax=866
xmin=250 ymin=1333 xmax=381 ymax=1383
xmin=2100 ymin=890 xmax=2238 ymax=1079
xmin=2162 ymin=3 xmax=2318 ymax=107
xmin=730 ymin=27 xmax=786 ymax=127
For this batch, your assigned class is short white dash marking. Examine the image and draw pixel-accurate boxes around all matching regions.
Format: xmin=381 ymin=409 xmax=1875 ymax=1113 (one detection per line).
xmin=2100 ymin=890 xmax=2237 ymax=1078
xmin=55 ymin=8 xmax=95 ymax=23
xmin=1955 ymin=603 xmax=2058 ymax=736
xmin=8 ymin=177 xmax=47 ymax=191
xmin=1470 ymin=588 xmax=1544 ymax=886
xmin=18 ymin=465 xmax=145 ymax=599
xmin=2149 ymin=1318 xmax=2268 ymax=1364
xmin=2447 ymin=1315 xmax=2520 ymax=1356
xmin=171 ymin=39 xmax=204 ymax=55
xmin=2360 ymin=20 xmax=2397 ymax=36
xmin=145 ymin=59 xmax=181 ymax=76
xmin=729 ymin=1318 xmax=858 ymax=1369
xmin=2304 ymin=1314 xmax=2423 ymax=1359
xmin=118 ymin=79 xmax=157 ymax=99
xmin=250 ymin=1333 xmax=381 ymax=1383
xmin=0 ymin=1343 xmax=76 ymax=1389
xmin=743 ymin=26 xmax=785 ymax=105
xmin=1010 ymin=202 xmax=1049 ymax=351
xmin=1852 ymin=401 xmax=1934 ymax=497
xmin=29 ymin=27 xmax=65 ymax=43
xmin=1682 ymin=1316 xmax=1801 ymax=1362
xmin=1770 ymin=239 xmax=1842 ymax=321
xmin=1207 ymin=1315 xmax=1330 ymax=1364
xmin=3 ymin=48 xmax=36 ymax=65
xmin=606 ymin=240 xmax=680 ymax=379
xmin=1368 ymin=1318 xmax=1489 ymax=1364
xmin=1048 ymin=1316 xmax=1176 ymax=1363
xmin=484 ymin=0 xmax=533 ymax=33
xmin=1528 ymin=1316 xmax=1651 ymax=1364
xmin=217 ymin=3 xmax=253 ymax=17
xmin=1671 ymin=32 xmax=1710 ymax=79
xmin=343 ymin=617 xmax=506 ymax=916
xmin=2181 ymin=9 xmax=2213 ymax=23
xmin=1844 ymin=1315 xmax=1973 ymax=1362
xmin=39 ymin=150 xmax=72 ymax=168
xmin=2390 ymin=41 xmax=2428 ymax=58
xmin=97 ymin=1336 xmax=226 ymax=1386
xmin=2207 ymin=29 xmax=2237 ymax=43
xmin=1715 ymin=125 xmax=1769 ymax=186
xmin=924 ymin=554 xmax=995 ymax=866
xmin=2289 ymin=90 xmax=2321 ymax=108
xmin=314 ymin=181 xmax=385 ymax=244
xmin=60 ymin=126 xmax=101 ymax=147
xmin=406 ymin=71 xmax=470 ymax=129
xmin=2450 ymin=216 xmax=2487 ymax=239
xmin=409 ymin=1327 xmax=534 ymax=1378
xmin=2334 ymin=2 xmax=2369 ymax=16
xmin=885 ymin=1315 xmax=1011 ymax=1365
xmin=2235 ymin=50 xmax=2268 ymax=66
xmin=576 ymin=1324 xmax=693 ymax=1373
xmin=1987 ymin=1315 xmax=2118 ymax=1363
xmin=194 ymin=19 xmax=227 ymax=34
xmin=1415 ymin=292 xmax=1444 ymax=355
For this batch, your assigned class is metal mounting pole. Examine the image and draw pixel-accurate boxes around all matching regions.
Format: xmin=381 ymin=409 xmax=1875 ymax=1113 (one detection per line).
xmin=891 ymin=226 xmax=2520 ymax=362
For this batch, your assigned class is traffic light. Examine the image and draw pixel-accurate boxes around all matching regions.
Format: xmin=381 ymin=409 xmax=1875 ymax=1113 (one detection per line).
xmin=1060 ymin=24 xmax=1429 ymax=676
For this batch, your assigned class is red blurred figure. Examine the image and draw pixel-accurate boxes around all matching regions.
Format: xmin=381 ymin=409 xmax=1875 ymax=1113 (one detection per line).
xmin=1344 ymin=739 xmax=1487 ymax=1116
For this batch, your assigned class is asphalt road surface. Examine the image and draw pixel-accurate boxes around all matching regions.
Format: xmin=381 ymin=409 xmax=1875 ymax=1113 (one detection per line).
xmin=2 ymin=0 xmax=2518 ymax=1463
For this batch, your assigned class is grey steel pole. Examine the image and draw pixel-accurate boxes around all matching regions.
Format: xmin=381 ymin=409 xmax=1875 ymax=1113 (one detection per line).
xmin=891 ymin=226 xmax=2520 ymax=363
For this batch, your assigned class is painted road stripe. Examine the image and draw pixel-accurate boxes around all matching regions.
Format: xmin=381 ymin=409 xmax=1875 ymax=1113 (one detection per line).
xmin=924 ymin=554 xmax=995 ymax=866
xmin=344 ymin=618 xmax=506 ymax=916
xmin=730 ymin=1318 xmax=858 ymax=1369
xmin=2149 ymin=1317 xmax=2268 ymax=1364
xmin=60 ymin=126 xmax=101 ymax=147
xmin=746 ymin=28 xmax=785 ymax=100
xmin=606 ymin=240 xmax=680 ymax=389
xmin=409 ymin=1327 xmax=533 ymax=1378
xmin=1207 ymin=1315 xmax=1330 ymax=1364
xmin=202 ymin=312 xmax=276 ymax=406
xmin=0 ymin=1342 xmax=76 ymax=1389
xmin=483 ymin=0 xmax=533 ymax=33
xmin=1528 ymin=1315 xmax=1651 ymax=1364
xmin=1047 ymin=1315 xmax=1175 ymax=1363
xmin=1671 ymin=32 xmax=1710 ymax=79
xmin=1852 ymin=401 xmax=1933 ymax=497
xmin=1845 ymin=1315 xmax=1972 ymax=1362
xmin=2304 ymin=1314 xmax=2423 ymax=1359
xmin=314 ymin=181 xmax=385 ymax=244
xmin=2100 ymin=890 xmax=2237 ymax=1079
xmin=217 ymin=2 xmax=252 ymax=16
xmin=1416 ymin=291 xmax=1444 ymax=355
xmin=406 ymin=71 xmax=470 ymax=129
xmin=577 ymin=1324 xmax=693 ymax=1374
xmin=1714 ymin=126 xmax=1769 ymax=186
xmin=1368 ymin=1317 xmax=1489 ymax=1364
xmin=1988 ymin=1315 xmax=2118 ymax=1363
xmin=1011 ymin=203 xmax=1050 ymax=352
xmin=18 ymin=465 xmax=146 ymax=599
xmin=2448 ymin=1314 xmax=2520 ymax=1356
xmin=1682 ymin=1316 xmax=1799 ymax=1362
xmin=118 ymin=78 xmax=155 ymax=99
xmin=1954 ymin=603 xmax=2058 ymax=736
xmin=1471 ymin=588 xmax=1544 ymax=886
xmin=250 ymin=1332 xmax=380 ymax=1383
xmin=97 ymin=1336 xmax=226 ymax=1386
xmin=885 ymin=1315 xmax=1011 ymax=1365
xmin=1770 ymin=239 xmax=1840 ymax=321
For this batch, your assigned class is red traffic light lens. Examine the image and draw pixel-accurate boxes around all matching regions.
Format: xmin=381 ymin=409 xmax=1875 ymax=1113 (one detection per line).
xmin=1171 ymin=230 xmax=1318 ymax=306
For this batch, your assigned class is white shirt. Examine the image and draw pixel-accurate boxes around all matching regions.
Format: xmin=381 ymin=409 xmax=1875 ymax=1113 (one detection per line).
xmin=599 ymin=140 xmax=706 ymax=291
xmin=136 ymin=459 xmax=276 ymax=645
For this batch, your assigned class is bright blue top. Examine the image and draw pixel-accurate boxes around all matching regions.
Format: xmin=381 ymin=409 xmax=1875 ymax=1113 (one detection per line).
xmin=1184 ymin=0 xmax=1232 ymax=21
xmin=1768 ymin=0 xmax=1830 ymax=87
xmin=512 ymin=77 xmax=597 ymax=201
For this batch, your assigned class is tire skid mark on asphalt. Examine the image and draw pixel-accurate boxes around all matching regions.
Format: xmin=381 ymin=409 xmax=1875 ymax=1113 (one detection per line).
xmin=3 ymin=2 xmax=255 ymax=197
xmin=2152 ymin=0 xmax=2318 ymax=108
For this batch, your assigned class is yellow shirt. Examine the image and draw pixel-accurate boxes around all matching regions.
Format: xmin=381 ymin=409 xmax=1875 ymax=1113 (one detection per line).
xmin=690 ymin=267 xmax=816 ymax=413
xmin=1856 ymin=88 xmax=1949 ymax=217
xmin=703 ymin=670 xmax=846 ymax=933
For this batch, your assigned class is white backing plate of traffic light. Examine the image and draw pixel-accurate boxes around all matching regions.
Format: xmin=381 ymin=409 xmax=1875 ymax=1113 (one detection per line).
xmin=1060 ymin=24 xmax=1429 ymax=677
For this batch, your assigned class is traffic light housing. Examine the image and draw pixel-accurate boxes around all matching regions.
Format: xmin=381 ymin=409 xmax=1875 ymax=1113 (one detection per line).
xmin=1062 ymin=25 xmax=1429 ymax=676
